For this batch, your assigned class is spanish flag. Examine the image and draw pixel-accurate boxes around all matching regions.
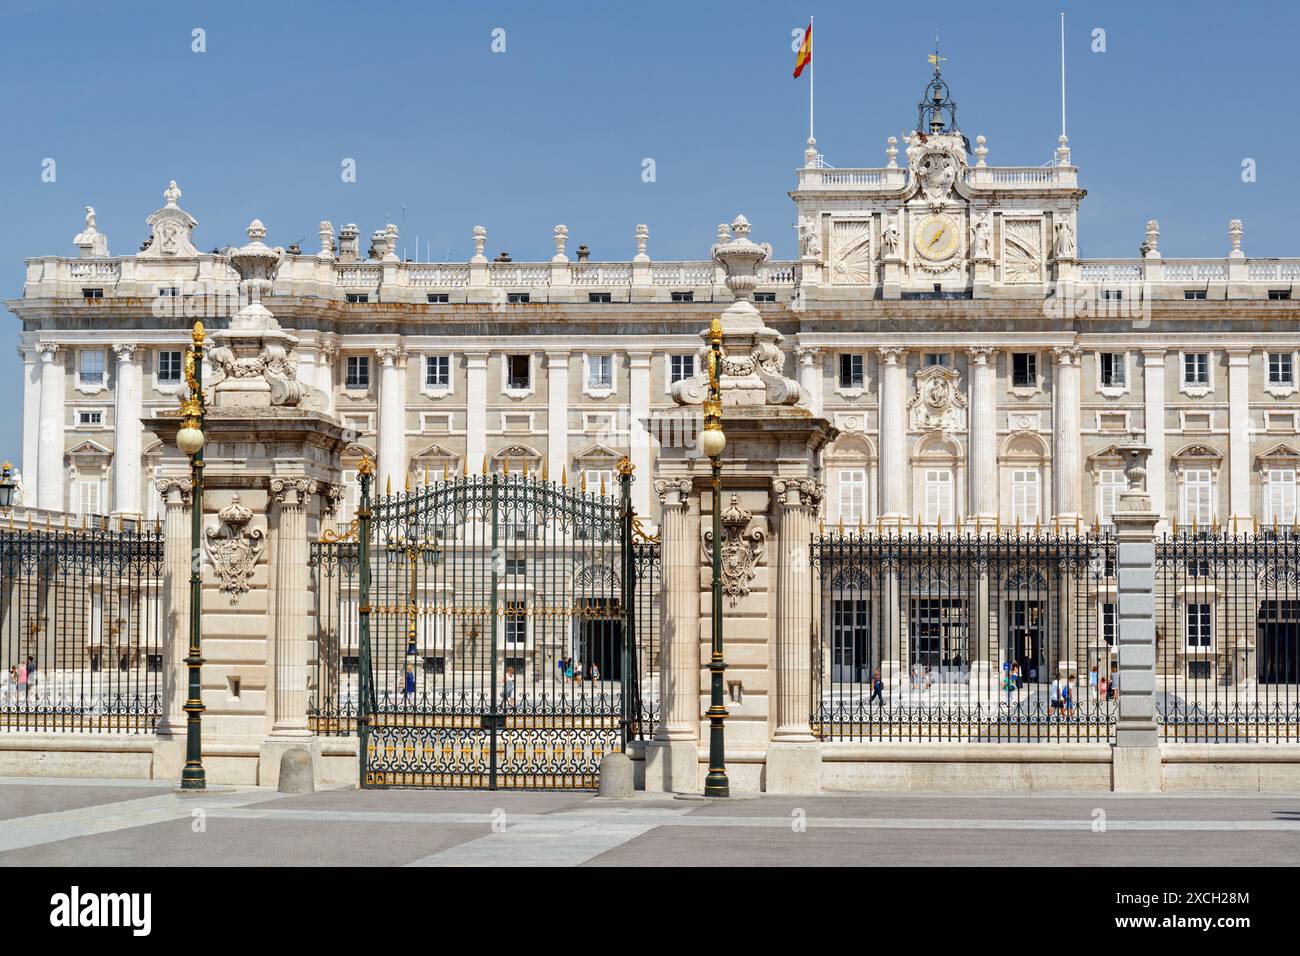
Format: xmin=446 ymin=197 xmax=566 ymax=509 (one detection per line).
xmin=793 ymin=21 xmax=812 ymax=78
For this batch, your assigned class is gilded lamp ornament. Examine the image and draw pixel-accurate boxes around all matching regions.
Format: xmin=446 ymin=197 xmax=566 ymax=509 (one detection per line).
xmin=175 ymin=321 xmax=206 ymax=456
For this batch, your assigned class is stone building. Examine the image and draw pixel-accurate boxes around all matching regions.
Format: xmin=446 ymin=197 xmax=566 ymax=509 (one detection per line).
xmin=8 ymin=71 xmax=1300 ymax=540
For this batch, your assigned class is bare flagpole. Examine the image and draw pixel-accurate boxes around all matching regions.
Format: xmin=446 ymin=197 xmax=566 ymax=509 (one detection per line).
xmin=809 ymin=16 xmax=815 ymax=145
xmin=1060 ymin=12 xmax=1067 ymax=140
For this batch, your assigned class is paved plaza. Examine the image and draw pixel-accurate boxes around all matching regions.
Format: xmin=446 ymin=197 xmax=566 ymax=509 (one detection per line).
xmin=0 ymin=777 xmax=1297 ymax=867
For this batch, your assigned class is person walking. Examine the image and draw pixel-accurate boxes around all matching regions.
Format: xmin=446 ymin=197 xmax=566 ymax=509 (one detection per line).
xmin=17 ymin=661 xmax=28 ymax=701
xmin=402 ymin=662 xmax=416 ymax=702
xmin=1048 ymin=674 xmax=1063 ymax=718
xmin=1108 ymin=663 xmax=1119 ymax=701
xmin=1089 ymin=663 xmax=1099 ymax=698
xmin=25 ymin=656 xmax=37 ymax=697
xmin=501 ymin=666 xmax=516 ymax=707
xmin=1064 ymin=673 xmax=1077 ymax=718
xmin=869 ymin=670 xmax=884 ymax=705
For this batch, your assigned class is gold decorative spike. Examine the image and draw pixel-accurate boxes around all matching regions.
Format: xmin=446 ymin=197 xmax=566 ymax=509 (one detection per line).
xmin=956 ymin=513 xmax=963 ymax=535
xmin=405 ymin=472 xmax=412 ymax=493
xmin=423 ymin=465 xmax=429 ymax=487
xmin=837 ymin=516 xmax=844 ymax=535
xmin=192 ymin=320 xmax=205 ymax=345
xmin=358 ymin=454 xmax=374 ymax=477
xmin=542 ymin=461 xmax=548 ymax=482
xmin=561 ymin=466 xmax=568 ymax=487
xmin=523 ymin=461 xmax=529 ymax=478
xmin=386 ymin=476 xmax=392 ymax=496
xmin=599 ymin=475 xmax=606 ymax=497
xmin=442 ymin=461 xmax=449 ymax=481
xmin=154 ymin=515 xmax=162 ymax=535
xmin=581 ymin=472 xmax=588 ymax=493
xmin=503 ymin=456 xmax=510 ymax=475
xmin=482 ymin=455 xmax=488 ymax=476
xmin=1093 ymin=514 xmax=1101 ymax=535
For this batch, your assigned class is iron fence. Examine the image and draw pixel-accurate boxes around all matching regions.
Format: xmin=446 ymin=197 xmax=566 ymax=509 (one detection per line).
xmin=629 ymin=537 xmax=661 ymax=740
xmin=1156 ymin=531 xmax=1300 ymax=741
xmin=812 ymin=530 xmax=1117 ymax=742
xmin=0 ymin=522 xmax=164 ymax=733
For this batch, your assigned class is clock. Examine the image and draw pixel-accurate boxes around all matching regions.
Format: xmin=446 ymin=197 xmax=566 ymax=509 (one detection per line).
xmin=913 ymin=213 xmax=961 ymax=262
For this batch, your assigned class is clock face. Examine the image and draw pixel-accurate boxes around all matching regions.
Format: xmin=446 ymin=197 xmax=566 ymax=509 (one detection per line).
xmin=914 ymin=214 xmax=961 ymax=262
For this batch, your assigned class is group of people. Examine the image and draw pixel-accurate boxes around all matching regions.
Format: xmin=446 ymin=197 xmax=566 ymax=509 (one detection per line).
xmin=4 ymin=658 xmax=38 ymax=699
xmin=555 ymin=657 xmax=599 ymax=683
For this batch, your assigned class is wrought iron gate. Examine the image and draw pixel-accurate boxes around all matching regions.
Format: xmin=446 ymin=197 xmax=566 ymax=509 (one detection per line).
xmin=352 ymin=459 xmax=636 ymax=789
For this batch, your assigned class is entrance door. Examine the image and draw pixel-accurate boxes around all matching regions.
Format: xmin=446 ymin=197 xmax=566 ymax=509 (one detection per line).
xmin=1258 ymin=600 xmax=1300 ymax=684
xmin=830 ymin=598 xmax=870 ymax=683
xmin=1007 ymin=600 xmax=1045 ymax=683
xmin=910 ymin=598 xmax=968 ymax=672
xmin=574 ymin=598 xmax=623 ymax=682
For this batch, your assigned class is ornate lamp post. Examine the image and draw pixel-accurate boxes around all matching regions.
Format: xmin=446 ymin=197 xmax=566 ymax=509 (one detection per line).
xmin=0 ymin=462 xmax=16 ymax=510
xmin=175 ymin=321 xmax=207 ymax=790
xmin=701 ymin=316 xmax=729 ymax=797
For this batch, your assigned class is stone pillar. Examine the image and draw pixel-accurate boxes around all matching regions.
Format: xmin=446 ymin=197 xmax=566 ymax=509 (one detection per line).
xmin=1111 ymin=441 xmax=1162 ymax=792
xmin=465 ymin=351 xmax=489 ymax=474
xmin=877 ymin=347 xmax=908 ymax=524
xmin=796 ymin=346 xmax=822 ymax=417
xmin=628 ymin=351 xmax=653 ymax=518
xmin=112 ymin=344 xmax=143 ymax=516
xmin=155 ymin=477 xmax=192 ymax=736
xmin=767 ymin=476 xmax=822 ymax=793
xmin=1051 ymin=345 xmax=1083 ymax=528
xmin=269 ymin=477 xmax=314 ymax=735
xmin=1141 ymin=349 xmax=1167 ymax=527
xmin=967 ymin=346 xmax=998 ymax=526
xmin=19 ymin=346 xmax=39 ymax=488
xmin=1227 ymin=348 xmax=1252 ymax=533
xmin=318 ymin=344 xmax=338 ymax=417
xmin=376 ymin=346 xmax=407 ymax=491
xmin=644 ymin=478 xmax=700 ymax=793
xmin=36 ymin=342 xmax=65 ymax=512
xmin=546 ymin=351 xmax=570 ymax=483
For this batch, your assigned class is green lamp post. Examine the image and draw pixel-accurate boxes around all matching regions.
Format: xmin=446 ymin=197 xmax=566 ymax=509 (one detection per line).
xmin=175 ymin=321 xmax=207 ymax=790
xmin=700 ymin=315 xmax=729 ymax=797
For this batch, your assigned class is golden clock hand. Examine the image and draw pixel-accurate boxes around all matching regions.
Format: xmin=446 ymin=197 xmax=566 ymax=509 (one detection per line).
xmin=928 ymin=228 xmax=945 ymax=248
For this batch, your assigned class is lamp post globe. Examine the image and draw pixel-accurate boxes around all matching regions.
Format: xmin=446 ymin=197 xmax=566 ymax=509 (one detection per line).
xmin=176 ymin=424 xmax=205 ymax=457
xmin=701 ymin=427 xmax=726 ymax=459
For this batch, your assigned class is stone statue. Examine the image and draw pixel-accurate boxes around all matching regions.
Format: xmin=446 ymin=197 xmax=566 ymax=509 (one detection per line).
xmin=163 ymin=180 xmax=182 ymax=206
xmin=1053 ymin=220 xmax=1075 ymax=259
xmin=882 ymin=216 xmax=901 ymax=257
xmin=85 ymin=207 xmax=97 ymax=230
xmin=797 ymin=217 xmax=821 ymax=259
xmin=971 ymin=213 xmax=992 ymax=258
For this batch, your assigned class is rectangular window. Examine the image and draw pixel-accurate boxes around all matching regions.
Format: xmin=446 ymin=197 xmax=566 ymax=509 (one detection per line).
xmin=838 ymin=469 xmax=867 ymax=525
xmin=345 ymin=355 xmax=370 ymax=389
xmin=588 ymin=292 xmax=612 ymax=303
xmin=1269 ymin=352 xmax=1294 ymax=385
xmin=1011 ymin=352 xmax=1037 ymax=389
xmin=422 ymin=656 xmax=446 ymax=675
xmin=507 ymin=292 xmax=530 ymax=304
xmin=753 ymin=291 xmax=776 ymax=303
xmin=79 ymin=350 xmax=105 ymax=385
xmin=1186 ymin=603 xmax=1212 ymax=649
xmin=670 ymin=291 xmax=694 ymax=302
xmin=426 ymin=293 xmax=449 ymax=304
xmin=924 ymin=352 xmax=947 ymax=368
xmin=923 ymin=469 xmax=954 ymax=525
xmin=584 ymin=469 xmax=614 ymax=496
xmin=1102 ymin=602 xmax=1117 ymax=646
xmin=504 ymin=602 xmax=527 ymax=645
xmin=669 ymin=354 xmax=696 ymax=383
xmin=82 ymin=287 xmax=103 ymax=299
xmin=157 ymin=350 xmax=183 ymax=384
xmin=1183 ymin=353 xmax=1209 ymax=386
xmin=505 ymin=558 xmax=526 ymax=576
xmin=1011 ymin=469 xmax=1040 ymax=525
xmin=424 ymin=355 xmax=450 ymax=390
xmin=157 ymin=286 xmax=179 ymax=297
xmin=77 ymin=479 xmax=101 ymax=516
xmin=1099 ymin=352 xmax=1126 ymax=387
xmin=345 ymin=293 xmax=369 ymax=303
xmin=1267 ymin=469 xmax=1297 ymax=525
xmin=1184 ymin=290 xmax=1207 ymax=300
xmin=1181 ymin=469 xmax=1213 ymax=526
xmin=78 ymin=410 xmax=103 ymax=426
xmin=1269 ymin=289 xmax=1292 ymax=300
xmin=838 ymin=354 xmax=864 ymax=389
xmin=830 ymin=599 xmax=871 ymax=684
xmin=506 ymin=355 xmax=531 ymax=390
xmin=1097 ymin=469 xmax=1126 ymax=526
xmin=587 ymin=354 xmax=613 ymax=390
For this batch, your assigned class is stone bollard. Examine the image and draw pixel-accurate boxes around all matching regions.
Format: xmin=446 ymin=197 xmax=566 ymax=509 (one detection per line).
xmin=598 ymin=751 xmax=634 ymax=798
xmin=278 ymin=748 xmax=315 ymax=794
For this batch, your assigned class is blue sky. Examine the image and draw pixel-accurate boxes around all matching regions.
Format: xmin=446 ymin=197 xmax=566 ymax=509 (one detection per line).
xmin=1 ymin=0 xmax=1296 ymax=459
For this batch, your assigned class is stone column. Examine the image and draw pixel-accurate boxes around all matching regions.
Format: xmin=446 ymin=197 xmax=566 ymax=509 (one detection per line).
xmin=877 ymin=347 xmax=908 ymax=524
xmin=628 ymin=351 xmax=653 ymax=517
xmin=268 ymin=477 xmax=315 ymax=737
xmin=1051 ymin=345 xmax=1083 ymax=528
xmin=19 ymin=346 xmax=39 ymax=488
xmin=1227 ymin=348 xmax=1252 ymax=533
xmin=112 ymin=344 xmax=143 ymax=516
xmin=644 ymin=477 xmax=700 ymax=793
xmin=795 ymin=346 xmax=822 ymax=417
xmin=967 ymin=346 xmax=998 ymax=526
xmin=155 ymin=476 xmax=192 ymax=736
xmin=1141 ymin=349 xmax=1167 ymax=526
xmin=767 ymin=476 xmax=822 ymax=793
xmin=36 ymin=343 xmax=65 ymax=512
xmin=465 ymin=350 xmax=489 ymax=474
xmin=376 ymin=346 xmax=407 ymax=491
xmin=1111 ymin=442 xmax=1161 ymax=791
xmin=546 ymin=351 xmax=570 ymax=483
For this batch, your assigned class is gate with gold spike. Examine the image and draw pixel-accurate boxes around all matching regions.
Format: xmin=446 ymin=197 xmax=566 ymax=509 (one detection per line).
xmin=352 ymin=457 xmax=636 ymax=790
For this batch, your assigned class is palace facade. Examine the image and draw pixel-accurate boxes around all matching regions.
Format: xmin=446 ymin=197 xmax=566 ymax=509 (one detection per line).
xmin=8 ymin=71 xmax=1300 ymax=536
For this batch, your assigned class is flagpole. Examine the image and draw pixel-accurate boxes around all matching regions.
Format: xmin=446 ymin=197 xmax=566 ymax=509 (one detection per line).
xmin=809 ymin=16 xmax=814 ymax=144
xmin=1060 ymin=12 xmax=1067 ymax=139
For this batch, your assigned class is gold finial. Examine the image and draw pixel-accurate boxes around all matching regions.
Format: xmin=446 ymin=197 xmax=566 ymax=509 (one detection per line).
xmin=523 ymin=461 xmax=529 ymax=478
xmin=581 ymin=471 xmax=588 ymax=493
xmin=358 ymin=454 xmax=375 ymax=477
xmin=542 ymin=460 xmax=548 ymax=482
xmin=561 ymin=466 xmax=568 ymax=487
xmin=443 ymin=461 xmax=449 ymax=481
xmin=482 ymin=455 xmax=488 ymax=476
xmin=191 ymin=320 xmax=205 ymax=346
xmin=616 ymin=456 xmax=634 ymax=477
xmin=599 ymin=475 xmax=607 ymax=497
xmin=423 ymin=465 xmax=429 ymax=487
xmin=405 ymin=472 xmax=412 ymax=493
xmin=503 ymin=456 xmax=510 ymax=475
xmin=462 ymin=457 xmax=468 ymax=477
xmin=0 ymin=460 xmax=10 ymax=472
xmin=708 ymin=315 xmax=723 ymax=345
xmin=386 ymin=476 xmax=392 ymax=496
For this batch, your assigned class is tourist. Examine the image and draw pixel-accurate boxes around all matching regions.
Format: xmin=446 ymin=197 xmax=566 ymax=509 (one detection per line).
xmin=501 ymin=666 xmax=516 ymax=706
xmin=1109 ymin=663 xmax=1118 ymax=700
xmin=1065 ymin=673 xmax=1077 ymax=717
xmin=590 ymin=661 xmax=601 ymax=682
xmin=574 ymin=660 xmax=584 ymax=685
xmin=870 ymin=670 xmax=884 ymax=705
xmin=1048 ymin=675 xmax=1063 ymax=717
xmin=17 ymin=661 xmax=27 ymax=700
xmin=402 ymin=662 xmax=415 ymax=701
xmin=1089 ymin=663 xmax=1099 ymax=698
xmin=1010 ymin=661 xmax=1022 ymax=691
xmin=25 ymin=656 xmax=37 ymax=693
